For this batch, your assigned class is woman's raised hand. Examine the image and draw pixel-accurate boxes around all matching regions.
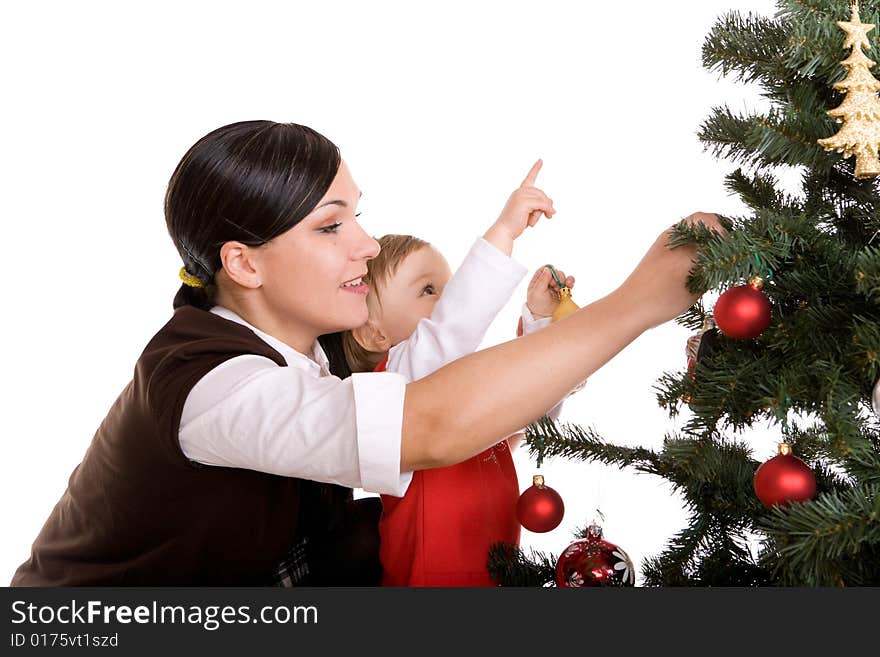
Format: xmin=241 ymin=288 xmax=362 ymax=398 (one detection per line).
xmin=617 ymin=212 xmax=727 ymax=330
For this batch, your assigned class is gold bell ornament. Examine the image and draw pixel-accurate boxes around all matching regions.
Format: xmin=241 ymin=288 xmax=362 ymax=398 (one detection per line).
xmin=546 ymin=265 xmax=580 ymax=322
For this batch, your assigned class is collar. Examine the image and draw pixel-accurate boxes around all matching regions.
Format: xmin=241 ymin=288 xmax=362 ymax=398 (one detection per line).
xmin=209 ymin=305 xmax=331 ymax=377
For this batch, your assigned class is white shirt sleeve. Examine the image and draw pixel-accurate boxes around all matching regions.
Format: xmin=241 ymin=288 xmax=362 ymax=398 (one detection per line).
xmin=178 ymin=355 xmax=412 ymax=497
xmin=385 ymin=236 xmax=528 ymax=381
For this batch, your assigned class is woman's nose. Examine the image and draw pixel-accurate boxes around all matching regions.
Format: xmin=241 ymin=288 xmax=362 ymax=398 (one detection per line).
xmin=352 ymin=222 xmax=380 ymax=260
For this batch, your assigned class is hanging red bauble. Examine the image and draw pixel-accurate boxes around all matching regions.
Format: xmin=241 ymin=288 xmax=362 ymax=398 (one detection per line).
xmin=753 ymin=443 xmax=816 ymax=507
xmin=555 ymin=523 xmax=635 ymax=587
xmin=516 ymin=475 xmax=564 ymax=533
xmin=713 ymin=275 xmax=772 ymax=339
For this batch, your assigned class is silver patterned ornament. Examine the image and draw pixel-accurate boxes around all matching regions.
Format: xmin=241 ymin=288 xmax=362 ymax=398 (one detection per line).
xmin=686 ymin=316 xmax=718 ymax=377
xmin=873 ymin=377 xmax=880 ymax=416
xmin=682 ymin=316 xmax=720 ymax=404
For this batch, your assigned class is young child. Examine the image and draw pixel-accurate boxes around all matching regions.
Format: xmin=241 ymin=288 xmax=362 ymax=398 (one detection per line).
xmin=343 ymin=162 xmax=585 ymax=586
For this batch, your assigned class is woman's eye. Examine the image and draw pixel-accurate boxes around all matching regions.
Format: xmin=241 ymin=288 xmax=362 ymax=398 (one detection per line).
xmin=319 ymin=222 xmax=342 ymax=234
xmin=422 ymin=285 xmax=436 ymax=296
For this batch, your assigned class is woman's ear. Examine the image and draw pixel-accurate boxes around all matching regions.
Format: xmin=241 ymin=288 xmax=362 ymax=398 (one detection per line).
xmin=352 ymin=319 xmax=390 ymax=353
xmin=219 ymin=241 xmax=262 ymax=289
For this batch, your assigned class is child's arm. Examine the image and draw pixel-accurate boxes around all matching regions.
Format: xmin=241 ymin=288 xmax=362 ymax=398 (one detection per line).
xmin=386 ymin=161 xmax=555 ymax=381
xmin=521 ymin=266 xmax=589 ymax=403
xmin=507 ymin=266 xmax=587 ymax=452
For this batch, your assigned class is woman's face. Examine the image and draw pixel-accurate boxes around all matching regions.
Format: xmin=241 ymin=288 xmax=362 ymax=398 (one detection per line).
xmin=256 ymin=160 xmax=380 ymax=338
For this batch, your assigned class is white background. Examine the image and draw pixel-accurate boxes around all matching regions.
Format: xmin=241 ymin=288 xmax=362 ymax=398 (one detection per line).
xmin=1 ymin=0 xmax=798 ymax=584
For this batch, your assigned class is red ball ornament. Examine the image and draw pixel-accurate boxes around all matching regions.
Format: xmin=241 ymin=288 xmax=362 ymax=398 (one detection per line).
xmin=753 ymin=443 xmax=816 ymax=508
xmin=516 ymin=475 xmax=564 ymax=533
xmin=556 ymin=524 xmax=635 ymax=587
xmin=713 ymin=276 xmax=771 ymax=339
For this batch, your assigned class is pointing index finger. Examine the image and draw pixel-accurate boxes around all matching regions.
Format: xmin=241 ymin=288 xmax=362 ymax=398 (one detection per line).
xmin=520 ymin=159 xmax=543 ymax=188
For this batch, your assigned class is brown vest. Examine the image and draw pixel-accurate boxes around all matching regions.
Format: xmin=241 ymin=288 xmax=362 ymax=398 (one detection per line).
xmin=11 ymin=306 xmax=333 ymax=585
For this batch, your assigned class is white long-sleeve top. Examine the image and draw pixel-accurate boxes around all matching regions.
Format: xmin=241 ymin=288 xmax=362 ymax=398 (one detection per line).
xmin=177 ymin=237 xmax=541 ymax=497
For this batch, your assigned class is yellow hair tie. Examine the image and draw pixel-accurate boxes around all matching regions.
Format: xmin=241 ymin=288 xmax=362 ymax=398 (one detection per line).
xmin=179 ymin=266 xmax=205 ymax=289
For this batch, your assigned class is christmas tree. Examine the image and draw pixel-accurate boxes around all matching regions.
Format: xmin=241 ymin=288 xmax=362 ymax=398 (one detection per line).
xmin=493 ymin=0 xmax=880 ymax=587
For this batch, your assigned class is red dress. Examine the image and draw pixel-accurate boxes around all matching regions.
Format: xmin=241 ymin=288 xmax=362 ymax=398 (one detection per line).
xmin=375 ymin=355 xmax=521 ymax=586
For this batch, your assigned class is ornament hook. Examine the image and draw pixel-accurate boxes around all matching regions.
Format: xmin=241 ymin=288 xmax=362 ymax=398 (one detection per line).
xmin=543 ymin=264 xmax=567 ymax=290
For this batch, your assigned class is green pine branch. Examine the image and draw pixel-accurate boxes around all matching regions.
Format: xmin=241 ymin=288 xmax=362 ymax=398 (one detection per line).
xmin=758 ymin=482 xmax=880 ymax=585
xmin=644 ymin=525 xmax=772 ymax=586
xmin=702 ymin=11 xmax=791 ymax=86
xmin=525 ymin=421 xmax=765 ymax=522
xmin=525 ymin=417 xmax=661 ymax=471
xmin=699 ymin=106 xmax=836 ymax=172
xmin=487 ymin=542 xmax=557 ymax=587
xmin=725 ymin=168 xmax=802 ymax=213
xmin=855 ymin=247 xmax=880 ymax=301
xmin=675 ymin=299 xmax=711 ymax=331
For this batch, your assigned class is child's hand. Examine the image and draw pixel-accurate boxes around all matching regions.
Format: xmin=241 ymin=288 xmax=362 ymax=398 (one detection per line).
xmin=483 ymin=160 xmax=556 ymax=256
xmin=527 ymin=265 xmax=574 ymax=319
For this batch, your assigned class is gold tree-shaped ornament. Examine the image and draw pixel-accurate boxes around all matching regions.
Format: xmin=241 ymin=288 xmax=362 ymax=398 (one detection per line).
xmin=817 ymin=1 xmax=880 ymax=179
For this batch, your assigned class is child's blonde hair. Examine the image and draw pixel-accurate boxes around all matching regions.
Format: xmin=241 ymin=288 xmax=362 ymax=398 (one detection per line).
xmin=343 ymin=234 xmax=430 ymax=373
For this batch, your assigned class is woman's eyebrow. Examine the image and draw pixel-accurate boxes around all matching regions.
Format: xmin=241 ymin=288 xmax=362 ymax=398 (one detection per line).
xmin=316 ymin=200 xmax=347 ymax=209
xmin=315 ymin=190 xmax=363 ymax=210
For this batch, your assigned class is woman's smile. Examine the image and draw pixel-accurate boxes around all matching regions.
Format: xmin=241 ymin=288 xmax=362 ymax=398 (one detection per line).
xmin=341 ymin=281 xmax=370 ymax=295
xmin=341 ymin=273 xmax=370 ymax=295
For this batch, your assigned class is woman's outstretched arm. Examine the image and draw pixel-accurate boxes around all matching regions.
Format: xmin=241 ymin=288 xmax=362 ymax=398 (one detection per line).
xmin=400 ymin=212 xmax=724 ymax=471
xmin=176 ymin=213 xmax=722 ymax=494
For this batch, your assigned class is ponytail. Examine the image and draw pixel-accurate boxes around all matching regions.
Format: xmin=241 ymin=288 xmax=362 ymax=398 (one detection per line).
xmin=172 ymin=281 xmax=217 ymax=311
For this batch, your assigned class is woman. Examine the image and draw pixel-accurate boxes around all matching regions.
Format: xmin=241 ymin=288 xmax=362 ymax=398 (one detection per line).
xmin=11 ymin=120 xmax=723 ymax=586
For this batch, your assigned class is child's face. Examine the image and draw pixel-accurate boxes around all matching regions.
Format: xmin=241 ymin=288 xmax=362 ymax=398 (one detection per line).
xmin=374 ymin=245 xmax=453 ymax=347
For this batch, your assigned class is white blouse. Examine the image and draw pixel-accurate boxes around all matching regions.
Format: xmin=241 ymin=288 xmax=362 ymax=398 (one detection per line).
xmin=178 ymin=237 xmax=533 ymax=497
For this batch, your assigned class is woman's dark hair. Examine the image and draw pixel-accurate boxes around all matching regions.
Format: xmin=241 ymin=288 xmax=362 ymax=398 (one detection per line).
xmin=165 ymin=120 xmax=341 ymax=310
